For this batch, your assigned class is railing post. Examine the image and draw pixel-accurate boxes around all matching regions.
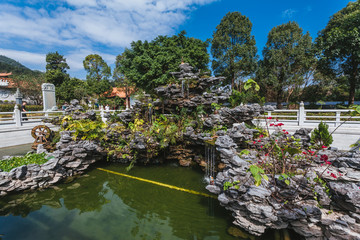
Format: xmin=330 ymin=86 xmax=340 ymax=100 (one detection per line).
xmin=45 ymin=111 xmax=49 ymax=118
xmin=100 ymin=106 xmax=106 ymax=123
xmin=298 ymin=101 xmax=305 ymax=126
xmin=267 ymin=111 xmax=271 ymax=118
xmin=335 ymin=111 xmax=341 ymax=127
xmin=14 ymin=105 xmax=22 ymax=127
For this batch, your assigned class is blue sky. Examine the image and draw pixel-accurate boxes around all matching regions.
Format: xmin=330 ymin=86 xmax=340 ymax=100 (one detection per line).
xmin=0 ymin=0 xmax=352 ymax=79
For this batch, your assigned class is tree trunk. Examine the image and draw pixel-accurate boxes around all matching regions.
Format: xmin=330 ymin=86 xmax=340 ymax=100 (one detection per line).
xmin=348 ymin=63 xmax=358 ymax=106
xmin=276 ymin=89 xmax=283 ymax=109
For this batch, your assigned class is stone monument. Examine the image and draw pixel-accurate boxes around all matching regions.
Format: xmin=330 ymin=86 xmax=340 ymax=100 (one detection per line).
xmin=14 ymin=88 xmax=23 ymax=105
xmin=42 ymin=83 xmax=57 ymax=111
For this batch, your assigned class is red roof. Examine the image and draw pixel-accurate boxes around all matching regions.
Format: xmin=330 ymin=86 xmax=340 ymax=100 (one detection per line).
xmin=107 ymin=87 xmax=135 ymax=98
xmin=0 ymin=72 xmax=12 ymax=77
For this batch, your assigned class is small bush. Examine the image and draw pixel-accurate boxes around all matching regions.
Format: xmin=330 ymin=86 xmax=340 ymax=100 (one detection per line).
xmin=0 ymin=104 xmax=43 ymax=112
xmin=0 ymin=153 xmax=49 ymax=172
xmin=311 ymin=121 xmax=333 ymax=147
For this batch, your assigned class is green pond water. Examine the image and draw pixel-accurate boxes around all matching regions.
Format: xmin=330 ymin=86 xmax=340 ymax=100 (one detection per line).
xmin=0 ymin=146 xmax=303 ymax=240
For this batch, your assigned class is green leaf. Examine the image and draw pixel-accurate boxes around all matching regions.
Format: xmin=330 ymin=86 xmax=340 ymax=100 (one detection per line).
xmin=284 ymin=147 xmax=302 ymax=156
xmin=239 ymin=149 xmax=250 ymax=155
xmin=285 ymin=180 xmax=290 ymax=185
xmin=262 ymin=174 xmax=269 ymax=181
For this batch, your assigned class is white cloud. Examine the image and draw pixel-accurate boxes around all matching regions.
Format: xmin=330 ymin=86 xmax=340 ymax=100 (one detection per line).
xmin=0 ymin=0 xmax=217 ymax=48
xmin=282 ymin=9 xmax=297 ymax=18
xmin=0 ymin=0 xmax=217 ymax=78
xmin=0 ymin=48 xmax=45 ymax=67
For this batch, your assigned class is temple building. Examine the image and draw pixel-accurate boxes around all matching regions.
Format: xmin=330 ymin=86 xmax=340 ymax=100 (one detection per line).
xmin=0 ymin=72 xmax=16 ymax=102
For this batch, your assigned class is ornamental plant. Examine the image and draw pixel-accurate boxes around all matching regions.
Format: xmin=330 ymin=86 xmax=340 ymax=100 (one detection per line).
xmin=310 ymin=121 xmax=333 ymax=148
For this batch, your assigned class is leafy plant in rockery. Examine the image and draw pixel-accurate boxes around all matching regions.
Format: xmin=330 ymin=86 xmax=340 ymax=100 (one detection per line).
xmin=310 ymin=121 xmax=333 ymax=148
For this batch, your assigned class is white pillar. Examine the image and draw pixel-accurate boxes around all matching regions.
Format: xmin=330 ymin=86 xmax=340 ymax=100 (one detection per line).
xmin=100 ymin=106 xmax=106 ymax=123
xmin=298 ymin=101 xmax=305 ymax=126
xmin=14 ymin=105 xmax=22 ymax=127
xmin=335 ymin=111 xmax=341 ymax=127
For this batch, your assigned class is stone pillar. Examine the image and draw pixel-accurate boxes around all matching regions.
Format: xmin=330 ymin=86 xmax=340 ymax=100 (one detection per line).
xmin=14 ymin=104 xmax=22 ymax=127
xmin=298 ymin=101 xmax=305 ymax=126
xmin=42 ymin=83 xmax=57 ymax=111
xmin=14 ymin=88 xmax=23 ymax=105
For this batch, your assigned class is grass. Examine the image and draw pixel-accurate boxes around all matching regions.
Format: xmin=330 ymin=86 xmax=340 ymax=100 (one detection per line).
xmin=0 ymin=153 xmax=49 ymax=172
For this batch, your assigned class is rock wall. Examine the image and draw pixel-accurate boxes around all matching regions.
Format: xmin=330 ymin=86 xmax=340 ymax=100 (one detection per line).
xmin=206 ymin=125 xmax=360 ymax=240
xmin=0 ymin=131 xmax=103 ymax=197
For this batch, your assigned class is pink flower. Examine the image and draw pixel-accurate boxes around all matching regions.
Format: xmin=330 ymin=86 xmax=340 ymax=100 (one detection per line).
xmin=326 ymin=161 xmax=332 ymax=165
xmin=322 ymin=145 xmax=327 ymax=149
xmin=321 ymin=163 xmax=324 ymax=166
xmin=259 ymin=135 xmax=264 ymax=138
xmin=253 ymin=141 xmax=256 ymax=144
xmin=260 ymin=146 xmax=263 ymax=148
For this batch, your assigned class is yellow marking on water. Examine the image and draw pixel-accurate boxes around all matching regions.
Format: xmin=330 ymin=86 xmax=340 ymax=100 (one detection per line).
xmin=97 ymin=167 xmax=217 ymax=199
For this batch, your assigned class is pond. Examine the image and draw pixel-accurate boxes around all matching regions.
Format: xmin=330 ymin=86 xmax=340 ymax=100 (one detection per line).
xmin=0 ymin=160 xmax=302 ymax=239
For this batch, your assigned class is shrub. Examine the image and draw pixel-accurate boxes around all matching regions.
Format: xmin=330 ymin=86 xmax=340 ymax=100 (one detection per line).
xmin=0 ymin=153 xmax=49 ymax=172
xmin=0 ymin=104 xmax=42 ymax=112
xmin=311 ymin=121 xmax=333 ymax=147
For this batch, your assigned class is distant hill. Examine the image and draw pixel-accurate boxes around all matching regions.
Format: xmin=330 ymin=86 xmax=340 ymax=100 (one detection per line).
xmin=0 ymin=55 xmax=42 ymax=76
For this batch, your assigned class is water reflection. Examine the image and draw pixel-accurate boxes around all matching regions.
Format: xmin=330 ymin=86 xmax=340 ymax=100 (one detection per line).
xmin=0 ymin=163 xmax=303 ymax=240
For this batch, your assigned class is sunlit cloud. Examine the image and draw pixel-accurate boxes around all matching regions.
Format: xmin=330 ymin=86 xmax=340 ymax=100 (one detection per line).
xmin=0 ymin=0 xmax=217 ymax=78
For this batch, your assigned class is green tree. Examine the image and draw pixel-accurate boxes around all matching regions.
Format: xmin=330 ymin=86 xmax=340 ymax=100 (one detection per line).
xmin=57 ymin=77 xmax=87 ymax=103
xmin=12 ymin=73 xmax=46 ymax=105
xmin=211 ymin=12 xmax=257 ymax=89
xmin=83 ymin=54 xmax=112 ymax=97
xmin=259 ymin=21 xmax=314 ymax=109
xmin=117 ymin=31 xmax=209 ymax=93
xmin=316 ymin=0 xmax=360 ymax=106
xmin=45 ymin=51 xmax=70 ymax=87
xmin=114 ymin=54 xmax=136 ymax=109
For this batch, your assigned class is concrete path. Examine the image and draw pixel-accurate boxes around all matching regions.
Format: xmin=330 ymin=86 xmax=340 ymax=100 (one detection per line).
xmin=0 ymin=122 xmax=58 ymax=148
xmin=0 ymin=121 xmax=359 ymax=151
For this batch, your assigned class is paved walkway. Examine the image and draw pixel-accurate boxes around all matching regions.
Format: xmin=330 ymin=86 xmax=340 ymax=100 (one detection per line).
xmin=0 ymin=122 xmax=58 ymax=148
xmin=0 ymin=122 xmax=358 ymax=150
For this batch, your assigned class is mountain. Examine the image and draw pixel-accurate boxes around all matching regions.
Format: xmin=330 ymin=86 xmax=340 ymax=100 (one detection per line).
xmin=0 ymin=55 xmax=41 ymax=76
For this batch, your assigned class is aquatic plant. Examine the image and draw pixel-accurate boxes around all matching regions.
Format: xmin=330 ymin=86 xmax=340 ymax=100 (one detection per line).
xmin=0 ymin=153 xmax=49 ymax=172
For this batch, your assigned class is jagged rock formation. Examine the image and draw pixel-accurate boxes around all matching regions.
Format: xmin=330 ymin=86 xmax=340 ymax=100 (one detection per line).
xmin=0 ymin=131 xmax=103 ymax=197
xmin=154 ymin=63 xmax=230 ymax=112
xmin=206 ymin=125 xmax=360 ymax=240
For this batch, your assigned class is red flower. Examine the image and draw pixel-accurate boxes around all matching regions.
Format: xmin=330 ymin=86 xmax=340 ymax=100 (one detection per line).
xmin=270 ymin=123 xmax=274 ymax=126
xmin=259 ymin=135 xmax=264 ymax=138
xmin=302 ymin=152 xmax=307 ymax=155
xmin=267 ymin=117 xmax=272 ymax=119
xmin=326 ymin=161 xmax=332 ymax=165
xmin=330 ymin=173 xmax=337 ymax=179
xmin=282 ymin=129 xmax=286 ymax=132
xmin=321 ymin=163 xmax=323 ymax=166
xmin=322 ymin=145 xmax=327 ymax=149
xmin=285 ymin=131 xmax=289 ymax=134
xmin=320 ymin=155 xmax=328 ymax=162
xmin=260 ymin=146 xmax=263 ymax=148
xmin=258 ymin=140 xmax=261 ymax=142
xmin=253 ymin=141 xmax=256 ymax=144
xmin=278 ymin=123 xmax=284 ymax=126
xmin=265 ymin=153 xmax=269 ymax=156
